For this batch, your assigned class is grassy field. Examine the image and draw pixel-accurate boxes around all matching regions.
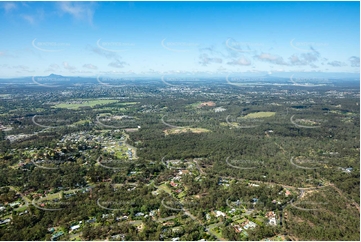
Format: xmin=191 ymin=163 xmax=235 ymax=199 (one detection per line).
xmin=72 ymin=120 xmax=91 ymax=125
xmin=14 ymin=205 xmax=28 ymax=212
xmin=93 ymin=107 xmax=127 ymax=112
xmin=38 ymin=192 xmax=62 ymax=201
xmin=177 ymin=191 xmax=187 ymax=199
xmin=187 ymin=102 xmax=202 ymax=109
xmin=241 ymin=112 xmax=276 ymax=119
xmin=263 ymin=235 xmax=287 ymax=241
xmin=114 ymin=102 xmax=138 ymax=106
xmin=158 ymin=184 xmax=172 ymax=194
xmin=210 ymin=227 xmax=224 ymax=241
xmin=235 ymin=218 xmax=247 ymax=224
xmin=164 ymin=127 xmax=211 ymax=135
xmin=295 ymin=118 xmax=320 ymax=125
xmin=330 ymin=110 xmax=356 ymax=116
xmin=220 ymin=122 xmax=231 ymax=126
xmin=52 ymin=99 xmax=119 ymax=109
xmin=130 ymin=220 xmax=143 ymax=226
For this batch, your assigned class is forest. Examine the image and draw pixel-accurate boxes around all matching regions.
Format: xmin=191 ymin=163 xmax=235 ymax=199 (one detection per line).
xmin=0 ymin=80 xmax=359 ymax=241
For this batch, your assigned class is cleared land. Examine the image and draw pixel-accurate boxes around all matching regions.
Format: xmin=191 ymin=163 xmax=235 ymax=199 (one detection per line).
xmin=187 ymin=101 xmax=216 ymax=109
xmin=114 ymin=102 xmax=138 ymax=106
xmin=240 ymin=112 xmax=276 ymax=119
xmin=52 ymin=99 xmax=120 ymax=109
xmin=164 ymin=127 xmax=211 ymax=135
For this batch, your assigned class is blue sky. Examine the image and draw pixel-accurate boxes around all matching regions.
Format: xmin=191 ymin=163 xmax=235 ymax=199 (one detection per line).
xmin=0 ymin=1 xmax=359 ymax=77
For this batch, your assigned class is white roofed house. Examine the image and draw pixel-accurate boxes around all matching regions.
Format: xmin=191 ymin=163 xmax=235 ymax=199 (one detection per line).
xmin=70 ymin=224 xmax=80 ymax=231
xmin=265 ymin=211 xmax=277 ymax=226
xmin=215 ymin=210 xmax=226 ymax=217
xmin=269 ymin=217 xmax=277 ymax=226
xmin=135 ymin=212 xmax=144 ymax=217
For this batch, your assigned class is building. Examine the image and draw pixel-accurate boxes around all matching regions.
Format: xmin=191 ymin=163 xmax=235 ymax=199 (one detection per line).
xmin=135 ymin=212 xmax=144 ymax=217
xmin=233 ymin=224 xmax=243 ymax=233
xmin=9 ymin=201 xmax=21 ymax=207
xmin=70 ymin=224 xmax=80 ymax=231
xmin=269 ymin=217 xmax=277 ymax=226
xmin=149 ymin=210 xmax=157 ymax=217
xmin=86 ymin=218 xmax=96 ymax=223
xmin=251 ymin=198 xmax=258 ymax=204
xmin=285 ymin=190 xmax=291 ymax=197
xmin=117 ymin=215 xmax=128 ymax=221
xmin=228 ymin=208 xmax=236 ymax=214
xmin=265 ymin=211 xmax=276 ymax=218
xmin=345 ymin=167 xmax=353 ymax=173
xmin=243 ymin=221 xmax=257 ymax=230
xmin=51 ymin=231 xmax=64 ymax=241
xmin=215 ymin=210 xmax=226 ymax=217
xmin=0 ymin=219 xmax=10 ymax=225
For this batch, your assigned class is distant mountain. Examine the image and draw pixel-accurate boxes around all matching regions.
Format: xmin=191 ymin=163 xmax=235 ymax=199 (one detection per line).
xmin=48 ymin=73 xmax=65 ymax=78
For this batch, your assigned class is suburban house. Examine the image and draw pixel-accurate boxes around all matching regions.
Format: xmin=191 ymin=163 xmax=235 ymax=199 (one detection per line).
xmin=135 ymin=212 xmax=144 ymax=217
xmin=233 ymin=224 xmax=243 ymax=233
xmin=51 ymin=231 xmax=64 ymax=241
xmin=70 ymin=224 xmax=80 ymax=231
xmin=242 ymin=220 xmax=257 ymax=230
xmin=170 ymin=181 xmax=177 ymax=187
xmin=214 ymin=210 xmax=226 ymax=217
xmin=269 ymin=217 xmax=277 ymax=226
xmin=265 ymin=211 xmax=276 ymax=218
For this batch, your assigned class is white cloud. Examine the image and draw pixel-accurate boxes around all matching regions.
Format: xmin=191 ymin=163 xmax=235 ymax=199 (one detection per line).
xmin=50 ymin=64 xmax=60 ymax=69
xmin=58 ymin=2 xmax=96 ymax=24
xmin=349 ymin=56 xmax=360 ymax=67
xmin=45 ymin=64 xmax=60 ymax=72
xmin=71 ymin=70 xmax=92 ymax=74
xmin=260 ymin=47 xmax=320 ymax=67
xmin=83 ymin=64 xmax=97 ymax=70
xmin=198 ymin=45 xmax=227 ymax=66
xmin=20 ymin=8 xmax=44 ymax=25
xmin=108 ymin=59 xmax=127 ymax=68
xmin=13 ymin=65 xmax=34 ymax=73
xmin=227 ymin=57 xmax=251 ymax=66
xmin=63 ymin=62 xmax=76 ymax=71
xmin=22 ymin=15 xmax=35 ymax=24
xmin=199 ymin=46 xmax=225 ymax=57
xmin=288 ymin=53 xmax=319 ymax=66
xmin=327 ymin=61 xmax=346 ymax=67
xmin=289 ymin=54 xmax=305 ymax=65
xmin=2 ymin=2 xmax=17 ymax=13
xmin=89 ymin=46 xmax=127 ymax=69
xmin=300 ymin=48 xmax=320 ymax=63
xmin=254 ymin=53 xmax=288 ymax=65
xmin=90 ymin=46 xmax=119 ymax=59
xmin=199 ymin=53 xmax=222 ymax=66
xmin=217 ymin=66 xmax=228 ymax=72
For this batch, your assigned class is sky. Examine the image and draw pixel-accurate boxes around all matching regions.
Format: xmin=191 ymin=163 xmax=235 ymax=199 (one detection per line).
xmin=0 ymin=1 xmax=359 ymax=77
